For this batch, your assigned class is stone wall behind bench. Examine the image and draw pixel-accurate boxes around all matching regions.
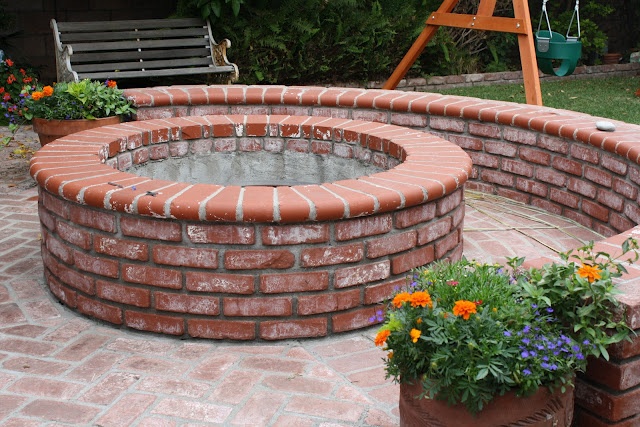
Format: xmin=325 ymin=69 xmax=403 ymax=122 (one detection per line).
xmin=124 ymin=85 xmax=640 ymax=426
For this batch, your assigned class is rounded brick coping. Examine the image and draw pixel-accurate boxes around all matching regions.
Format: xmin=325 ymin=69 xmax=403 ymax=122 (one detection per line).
xmin=124 ymin=85 xmax=640 ymax=157
xmin=29 ymin=115 xmax=472 ymax=223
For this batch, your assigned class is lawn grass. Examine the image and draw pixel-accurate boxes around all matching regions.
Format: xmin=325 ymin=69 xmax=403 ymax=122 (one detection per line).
xmin=432 ymin=75 xmax=640 ymax=125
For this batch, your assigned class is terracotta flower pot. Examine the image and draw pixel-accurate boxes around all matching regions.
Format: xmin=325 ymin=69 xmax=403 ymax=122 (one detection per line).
xmin=399 ymin=380 xmax=574 ymax=427
xmin=31 ymin=116 xmax=122 ymax=146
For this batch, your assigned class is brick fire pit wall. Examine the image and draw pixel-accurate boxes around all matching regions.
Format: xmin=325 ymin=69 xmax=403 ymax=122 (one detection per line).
xmin=32 ymin=86 xmax=640 ymax=427
xmin=120 ymin=85 xmax=640 ymax=427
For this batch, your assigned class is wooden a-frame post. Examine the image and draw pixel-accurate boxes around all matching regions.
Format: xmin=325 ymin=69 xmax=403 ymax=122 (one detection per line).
xmin=383 ymin=0 xmax=543 ymax=106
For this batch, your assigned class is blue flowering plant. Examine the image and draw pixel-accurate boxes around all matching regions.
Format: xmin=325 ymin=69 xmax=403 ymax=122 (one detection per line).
xmin=374 ymin=238 xmax=637 ymax=414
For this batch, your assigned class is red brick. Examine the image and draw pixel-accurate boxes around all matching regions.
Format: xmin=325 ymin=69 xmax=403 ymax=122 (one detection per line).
xmin=582 ymin=200 xmax=610 ymax=222
xmin=69 ymin=205 xmax=116 ymax=233
xmin=73 ymin=251 xmax=119 ymax=278
xmin=149 ymin=143 xmax=169 ymax=160
xmin=516 ymin=178 xmax=549 ymax=197
xmin=45 ymin=234 xmax=74 ymax=264
xmin=612 ymin=179 xmax=637 ymax=200
xmin=502 ymin=159 xmax=534 ymax=177
xmin=417 ymin=217 xmax=452 ymax=245
xmin=391 ymin=245 xmax=434 ymax=275
xmin=468 ymin=151 xmax=499 ymax=168
xmin=332 ymin=306 xmax=378 ymax=333
xmin=223 ymin=297 xmax=293 ymax=317
xmin=570 ymin=144 xmax=599 ymax=164
xmin=576 ymin=378 xmax=640 ymax=421
xmin=435 ymin=228 xmax=461 ymax=258
xmin=120 ymin=216 xmax=182 ymax=241
xmin=77 ymin=295 xmax=122 ymax=325
xmin=448 ymin=134 xmax=484 ymax=151
xmin=495 ymin=188 xmax=530 ymax=204
xmin=549 ymin=188 xmax=580 ymax=209
xmin=335 ymin=215 xmax=392 ymax=241
xmin=564 ymin=209 xmax=593 ymax=228
xmin=436 ymin=190 xmax=463 ymax=216
xmin=552 ymin=157 xmax=583 ymax=176
xmin=568 ymin=177 xmax=597 ymax=198
xmin=485 ymin=141 xmax=517 ymax=157
xmin=38 ymin=205 xmax=56 ymax=231
xmin=531 ymin=197 xmax=563 ymax=215
xmin=261 ymin=224 xmax=329 ymax=245
xmin=503 ymin=128 xmax=537 ymax=145
xmin=224 ymin=250 xmax=295 ymax=270
xmin=585 ymin=356 xmax=640 ymax=391
xmin=297 ymin=289 xmax=361 ymax=315
xmin=186 ymin=224 xmax=255 ymax=244
xmin=125 ymin=311 xmax=184 ymax=335
xmin=42 ymin=192 xmax=69 ymax=219
xmin=155 ymin=292 xmax=219 ymax=315
xmin=536 ymin=168 xmax=567 ymax=187
xmin=56 ymin=221 xmax=92 ymax=250
xmin=601 ymin=154 xmax=628 ymax=176
xmin=122 ymin=264 xmax=182 ymax=289
xmin=480 ymin=169 xmax=515 ymax=187
xmin=96 ymin=280 xmax=150 ymax=308
xmin=573 ymin=410 xmax=640 ymax=427
xmin=53 ymin=258 xmax=95 ymax=295
xmin=152 ymin=245 xmax=218 ymax=268
xmin=519 ymin=147 xmax=551 ymax=165
xmin=585 ymin=166 xmax=613 ymax=187
xmin=610 ymin=213 xmax=636 ymax=234
xmin=188 ymin=319 xmax=256 ymax=340
xmin=186 ymin=271 xmax=254 ymax=294
xmin=429 ymin=116 xmax=465 ymax=132
xmin=335 ymin=261 xmax=390 ymax=289
xmin=132 ymin=147 xmax=150 ymax=164
xmin=94 ymin=236 xmax=148 ymax=261
xmin=395 ymin=203 xmax=436 ymax=228
xmin=366 ymin=230 xmax=417 ymax=258
xmin=538 ymin=135 xmax=568 ymax=154
xmin=259 ymin=318 xmax=328 ymax=340
xmin=468 ymin=122 xmax=500 ymax=139
xmin=364 ymin=278 xmax=406 ymax=304
xmin=301 ymin=243 xmax=364 ymax=267
xmin=46 ymin=273 xmax=77 ymax=308
xmin=260 ymin=271 xmax=328 ymax=293
xmin=597 ymin=191 xmax=624 ymax=212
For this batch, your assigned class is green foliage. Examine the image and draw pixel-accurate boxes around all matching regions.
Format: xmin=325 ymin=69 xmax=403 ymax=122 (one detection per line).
xmin=22 ymin=79 xmax=135 ymax=121
xmin=176 ymin=0 xmax=245 ymax=21
xmin=0 ymin=57 xmax=38 ymax=147
xmin=376 ymin=239 xmax=637 ymax=414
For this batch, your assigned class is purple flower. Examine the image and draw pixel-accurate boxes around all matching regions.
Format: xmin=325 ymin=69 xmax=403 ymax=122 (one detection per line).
xmin=523 ymin=368 xmax=532 ymax=376
xmin=503 ymin=330 xmax=512 ymax=337
xmin=521 ymin=350 xmax=530 ymax=358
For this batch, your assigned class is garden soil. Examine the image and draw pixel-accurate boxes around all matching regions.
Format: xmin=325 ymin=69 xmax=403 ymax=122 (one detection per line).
xmin=0 ymin=125 xmax=40 ymax=192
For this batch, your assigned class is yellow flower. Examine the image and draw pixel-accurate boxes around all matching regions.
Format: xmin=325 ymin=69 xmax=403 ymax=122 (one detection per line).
xmin=392 ymin=292 xmax=411 ymax=308
xmin=453 ymin=300 xmax=477 ymax=320
xmin=410 ymin=328 xmax=421 ymax=343
xmin=410 ymin=291 xmax=433 ymax=308
xmin=374 ymin=329 xmax=391 ymax=347
xmin=577 ymin=264 xmax=602 ymax=283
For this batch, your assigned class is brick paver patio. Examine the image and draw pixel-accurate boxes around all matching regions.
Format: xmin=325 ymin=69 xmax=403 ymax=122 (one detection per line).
xmin=0 ymin=127 xmax=603 ymax=426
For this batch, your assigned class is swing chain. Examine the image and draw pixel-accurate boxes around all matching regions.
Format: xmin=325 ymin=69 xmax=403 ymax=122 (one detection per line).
xmin=536 ymin=0 xmax=552 ymax=37
xmin=566 ymin=0 xmax=580 ymax=41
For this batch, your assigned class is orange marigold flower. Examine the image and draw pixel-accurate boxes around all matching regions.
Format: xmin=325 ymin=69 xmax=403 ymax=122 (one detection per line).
xmin=392 ymin=292 xmax=411 ymax=308
xmin=410 ymin=328 xmax=421 ymax=343
xmin=410 ymin=291 xmax=433 ymax=308
xmin=6 ymin=59 xmax=14 ymax=66
xmin=387 ymin=351 xmax=393 ymax=359
xmin=31 ymin=91 xmax=44 ymax=101
xmin=416 ymin=318 xmax=422 ymax=324
xmin=374 ymin=329 xmax=391 ymax=347
xmin=42 ymin=86 xmax=54 ymax=97
xmin=106 ymin=79 xmax=117 ymax=88
xmin=577 ymin=264 xmax=602 ymax=283
xmin=453 ymin=300 xmax=477 ymax=320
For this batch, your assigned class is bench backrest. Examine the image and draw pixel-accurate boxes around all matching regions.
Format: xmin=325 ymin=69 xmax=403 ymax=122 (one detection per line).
xmin=51 ymin=18 xmax=238 ymax=82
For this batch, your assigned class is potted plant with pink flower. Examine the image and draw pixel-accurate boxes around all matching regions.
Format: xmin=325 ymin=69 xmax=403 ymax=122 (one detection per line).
xmin=375 ymin=239 xmax=637 ymax=426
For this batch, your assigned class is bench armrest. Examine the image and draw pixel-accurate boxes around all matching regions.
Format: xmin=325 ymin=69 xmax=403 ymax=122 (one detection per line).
xmin=50 ymin=19 xmax=79 ymax=82
xmin=206 ymin=22 xmax=239 ymax=83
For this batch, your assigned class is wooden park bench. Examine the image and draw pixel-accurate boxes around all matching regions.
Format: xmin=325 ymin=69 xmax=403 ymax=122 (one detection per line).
xmin=50 ymin=18 xmax=239 ymax=84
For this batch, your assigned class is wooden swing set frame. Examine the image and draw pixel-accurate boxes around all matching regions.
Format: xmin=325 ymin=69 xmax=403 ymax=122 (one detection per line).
xmin=383 ymin=0 xmax=543 ymax=105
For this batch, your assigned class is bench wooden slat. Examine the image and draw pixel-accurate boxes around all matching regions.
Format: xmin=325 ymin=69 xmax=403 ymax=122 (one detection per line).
xmin=51 ymin=17 xmax=239 ymax=84
xmin=73 ymin=57 xmax=214 ymax=72
xmin=56 ymin=18 xmax=206 ymax=32
xmin=59 ymin=27 xmax=209 ymax=43
xmin=69 ymin=47 xmax=213 ymax=63
xmin=77 ymin=66 xmax=234 ymax=80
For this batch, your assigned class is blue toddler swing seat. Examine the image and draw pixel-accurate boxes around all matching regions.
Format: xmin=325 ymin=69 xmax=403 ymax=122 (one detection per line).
xmin=535 ymin=0 xmax=582 ymax=76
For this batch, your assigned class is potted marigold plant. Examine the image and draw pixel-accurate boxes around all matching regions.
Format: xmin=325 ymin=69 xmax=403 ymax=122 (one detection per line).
xmin=375 ymin=238 xmax=638 ymax=426
xmin=24 ymin=78 xmax=136 ymax=146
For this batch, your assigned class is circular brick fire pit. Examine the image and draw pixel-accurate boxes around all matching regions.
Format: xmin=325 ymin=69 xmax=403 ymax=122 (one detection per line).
xmin=30 ymin=114 xmax=471 ymax=340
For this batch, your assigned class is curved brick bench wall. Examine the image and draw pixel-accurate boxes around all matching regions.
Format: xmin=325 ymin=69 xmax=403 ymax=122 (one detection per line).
xmin=120 ymin=85 xmax=640 ymax=427
xmin=30 ymin=115 xmax=471 ymax=342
